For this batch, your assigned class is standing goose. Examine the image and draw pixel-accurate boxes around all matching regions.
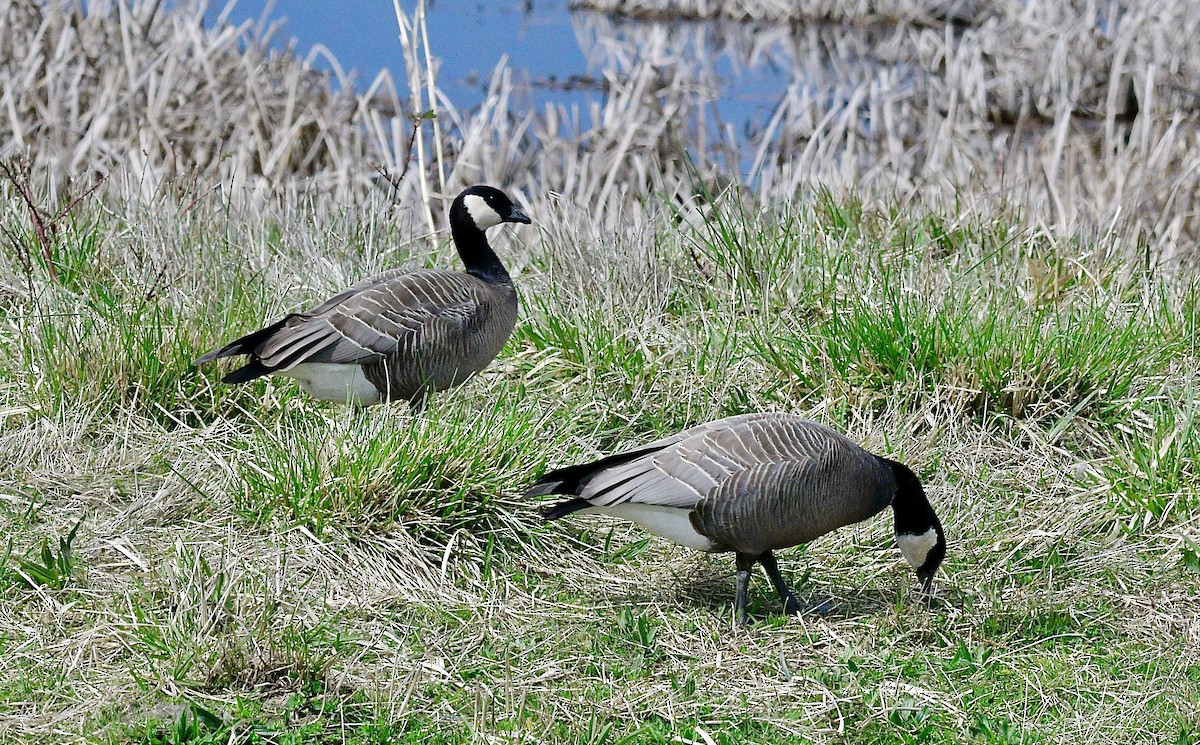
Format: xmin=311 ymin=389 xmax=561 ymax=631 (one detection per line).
xmin=195 ymin=185 xmax=531 ymax=409
xmin=528 ymin=413 xmax=946 ymax=624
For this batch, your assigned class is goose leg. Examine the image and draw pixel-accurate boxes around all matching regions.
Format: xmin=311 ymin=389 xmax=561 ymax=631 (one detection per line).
xmin=759 ymin=551 xmax=802 ymax=616
xmin=408 ymin=386 xmax=432 ymax=413
xmin=734 ymin=552 xmax=756 ymax=625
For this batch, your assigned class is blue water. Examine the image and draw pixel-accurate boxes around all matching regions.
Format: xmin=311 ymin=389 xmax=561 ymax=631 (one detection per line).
xmin=205 ymin=1 xmax=1135 ymax=181
xmin=214 ymin=0 xmax=592 ymax=105
xmin=211 ymin=0 xmax=808 ymax=139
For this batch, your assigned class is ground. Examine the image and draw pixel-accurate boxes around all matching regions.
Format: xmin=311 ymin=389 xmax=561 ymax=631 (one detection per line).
xmin=1 ymin=188 xmax=1197 ymax=744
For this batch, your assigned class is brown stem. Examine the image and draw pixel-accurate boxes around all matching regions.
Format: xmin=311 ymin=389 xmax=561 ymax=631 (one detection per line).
xmin=372 ymin=112 xmax=427 ymax=204
xmin=0 ymin=160 xmax=58 ymax=284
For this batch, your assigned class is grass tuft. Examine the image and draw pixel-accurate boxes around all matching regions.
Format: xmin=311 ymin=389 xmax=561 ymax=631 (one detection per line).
xmin=1 ymin=1 xmax=1200 ymax=742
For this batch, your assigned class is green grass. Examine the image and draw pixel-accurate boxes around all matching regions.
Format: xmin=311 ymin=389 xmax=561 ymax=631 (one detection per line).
xmin=1 ymin=186 xmax=1198 ymax=744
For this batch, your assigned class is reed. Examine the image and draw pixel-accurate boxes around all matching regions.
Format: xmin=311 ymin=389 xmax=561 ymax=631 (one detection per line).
xmin=0 ymin=2 xmax=1198 ymax=742
xmin=3 ymin=1 xmax=1200 ymax=264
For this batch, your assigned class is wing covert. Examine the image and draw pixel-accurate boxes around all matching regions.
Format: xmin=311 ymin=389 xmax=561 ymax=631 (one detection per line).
xmin=251 ymin=269 xmax=488 ymax=370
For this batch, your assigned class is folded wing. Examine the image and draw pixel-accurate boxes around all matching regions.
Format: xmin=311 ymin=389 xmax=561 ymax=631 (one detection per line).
xmin=196 ymin=268 xmax=490 ymax=377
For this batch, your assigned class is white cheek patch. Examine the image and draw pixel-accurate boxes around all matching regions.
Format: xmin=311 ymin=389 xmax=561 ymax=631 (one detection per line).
xmin=463 ymin=194 xmax=502 ymax=230
xmin=897 ymin=528 xmax=939 ymax=569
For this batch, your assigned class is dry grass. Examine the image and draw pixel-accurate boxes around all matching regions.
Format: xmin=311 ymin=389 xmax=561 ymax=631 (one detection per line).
xmin=571 ymin=1 xmax=1200 ymax=264
xmin=1 ymin=183 xmax=1197 ymax=742
xmin=1 ymin=1 xmax=1199 ymax=743
xmin=4 ymin=1 xmax=1200 ymax=263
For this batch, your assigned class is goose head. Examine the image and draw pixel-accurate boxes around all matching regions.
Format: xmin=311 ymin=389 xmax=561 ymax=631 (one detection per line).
xmin=886 ymin=460 xmax=947 ymax=593
xmin=452 ymin=185 xmax=531 ymax=232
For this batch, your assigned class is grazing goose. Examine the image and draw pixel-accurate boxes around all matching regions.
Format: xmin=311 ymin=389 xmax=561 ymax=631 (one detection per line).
xmin=195 ymin=185 xmax=531 ymax=409
xmin=528 ymin=413 xmax=946 ymax=624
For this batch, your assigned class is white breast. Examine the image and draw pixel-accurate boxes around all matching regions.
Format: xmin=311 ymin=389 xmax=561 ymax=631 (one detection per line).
xmin=585 ymin=503 xmax=721 ymax=552
xmin=281 ymin=362 xmax=383 ymax=406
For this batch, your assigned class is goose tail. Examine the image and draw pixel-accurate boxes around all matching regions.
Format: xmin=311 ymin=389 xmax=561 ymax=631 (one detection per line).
xmin=194 ymin=319 xmax=288 ymax=366
xmin=540 ymin=498 xmax=592 ymax=521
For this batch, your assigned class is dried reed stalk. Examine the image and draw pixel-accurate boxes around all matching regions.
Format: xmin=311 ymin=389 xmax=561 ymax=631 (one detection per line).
xmin=1 ymin=0 xmax=1199 ymax=263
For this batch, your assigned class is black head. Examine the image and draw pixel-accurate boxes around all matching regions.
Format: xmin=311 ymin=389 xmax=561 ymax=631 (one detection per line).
xmin=450 ymin=185 xmax=531 ymax=232
xmin=883 ymin=459 xmax=947 ymax=593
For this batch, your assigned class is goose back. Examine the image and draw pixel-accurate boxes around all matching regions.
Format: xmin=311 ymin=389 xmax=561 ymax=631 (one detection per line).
xmin=535 ymin=413 xmax=897 ymax=554
xmin=543 ymin=413 xmax=782 ymax=505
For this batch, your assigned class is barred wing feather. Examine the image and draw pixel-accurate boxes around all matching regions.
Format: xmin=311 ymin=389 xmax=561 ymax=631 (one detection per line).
xmin=252 ymin=270 xmax=488 ymax=371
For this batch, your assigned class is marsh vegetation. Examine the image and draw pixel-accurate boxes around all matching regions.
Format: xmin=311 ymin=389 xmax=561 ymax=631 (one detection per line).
xmin=1 ymin=0 xmax=1198 ymax=742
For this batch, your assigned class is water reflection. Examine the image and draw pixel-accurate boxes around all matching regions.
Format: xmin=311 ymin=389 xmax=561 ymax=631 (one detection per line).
xmin=555 ymin=4 xmax=1172 ymax=178
xmin=564 ymin=12 xmax=948 ymax=177
xmin=436 ymin=0 xmax=1197 ymax=251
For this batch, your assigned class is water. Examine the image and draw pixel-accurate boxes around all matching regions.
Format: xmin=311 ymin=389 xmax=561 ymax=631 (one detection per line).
xmin=215 ymin=1 xmax=595 ymax=100
xmin=210 ymin=0 xmax=793 ymax=138
xmin=206 ymin=1 xmax=1143 ymax=189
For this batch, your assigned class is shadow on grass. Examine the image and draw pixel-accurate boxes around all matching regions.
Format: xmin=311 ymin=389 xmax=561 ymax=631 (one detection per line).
xmin=629 ymin=559 xmax=967 ymax=622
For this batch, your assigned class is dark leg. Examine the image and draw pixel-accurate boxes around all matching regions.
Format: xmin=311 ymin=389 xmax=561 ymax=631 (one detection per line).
xmin=734 ymin=552 xmax=756 ymax=626
xmin=759 ymin=551 xmax=803 ymax=616
xmin=408 ymin=386 xmax=431 ymax=413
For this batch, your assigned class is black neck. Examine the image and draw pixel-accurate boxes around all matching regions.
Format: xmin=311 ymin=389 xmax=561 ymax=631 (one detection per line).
xmin=881 ymin=458 xmax=942 ymax=537
xmin=451 ymin=221 xmax=510 ymax=284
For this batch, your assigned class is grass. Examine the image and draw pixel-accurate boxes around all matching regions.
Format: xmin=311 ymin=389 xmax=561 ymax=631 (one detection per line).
xmin=2 ymin=0 xmax=1199 ymax=742
xmin=1 ymin=181 xmax=1198 ymax=743
xmin=6 ymin=0 xmax=1200 ymax=259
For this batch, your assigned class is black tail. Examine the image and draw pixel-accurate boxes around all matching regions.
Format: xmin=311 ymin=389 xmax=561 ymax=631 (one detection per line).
xmin=525 ymin=443 xmax=671 ymax=520
xmin=193 ymin=318 xmax=289 ymax=366
xmin=524 ymin=462 xmax=597 ymax=499
xmin=540 ymin=497 xmax=592 ymax=520
xmin=221 ymin=360 xmax=274 ymax=384
xmin=524 ymin=443 xmax=665 ymax=498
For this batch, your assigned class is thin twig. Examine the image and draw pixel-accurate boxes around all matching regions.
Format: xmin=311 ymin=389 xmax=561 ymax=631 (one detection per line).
xmin=180 ymin=182 xmax=223 ymax=217
xmin=48 ymin=176 xmax=106 ymax=226
xmin=371 ymin=112 xmax=426 ymax=204
xmin=1 ymin=225 xmax=35 ymax=277
xmin=141 ymin=264 xmax=175 ymax=305
xmin=0 ymin=160 xmax=58 ymax=284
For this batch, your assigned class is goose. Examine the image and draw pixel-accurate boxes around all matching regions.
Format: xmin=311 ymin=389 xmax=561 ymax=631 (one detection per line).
xmin=527 ymin=413 xmax=946 ymax=624
xmin=194 ymin=185 xmax=531 ymax=409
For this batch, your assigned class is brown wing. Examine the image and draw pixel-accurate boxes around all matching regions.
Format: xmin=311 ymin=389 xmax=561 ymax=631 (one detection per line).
xmin=251 ymin=269 xmax=491 ymax=371
xmin=546 ymin=413 xmax=780 ymax=503
xmin=689 ymin=444 xmax=894 ymax=555
xmin=576 ymin=414 xmax=828 ymax=507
